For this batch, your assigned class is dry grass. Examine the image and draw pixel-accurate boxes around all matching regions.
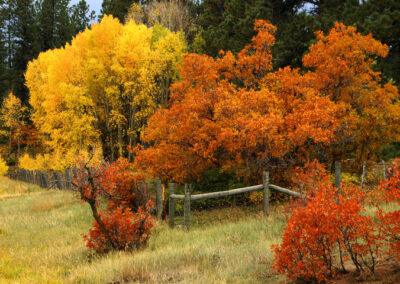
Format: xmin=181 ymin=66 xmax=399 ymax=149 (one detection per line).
xmin=0 ymin=177 xmax=287 ymax=283
xmin=0 ymin=177 xmax=399 ymax=283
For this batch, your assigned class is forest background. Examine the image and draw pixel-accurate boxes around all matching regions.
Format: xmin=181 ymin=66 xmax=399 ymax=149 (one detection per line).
xmin=0 ymin=0 xmax=399 ymax=178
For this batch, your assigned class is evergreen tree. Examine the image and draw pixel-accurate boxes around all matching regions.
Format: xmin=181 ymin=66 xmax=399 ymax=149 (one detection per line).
xmin=1 ymin=0 xmax=15 ymax=95
xmin=359 ymin=0 xmax=400 ymax=84
xmin=0 ymin=0 xmax=9 ymax=100
xmin=197 ymin=0 xmax=305 ymax=66
xmin=100 ymin=0 xmax=140 ymax=23
xmin=38 ymin=0 xmax=74 ymax=50
xmin=71 ymin=0 xmax=95 ymax=34
xmin=12 ymin=0 xmax=40 ymax=102
xmin=38 ymin=0 xmax=56 ymax=50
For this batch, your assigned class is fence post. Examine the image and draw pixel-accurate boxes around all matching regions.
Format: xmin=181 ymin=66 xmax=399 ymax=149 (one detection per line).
xmin=263 ymin=171 xmax=270 ymax=216
xmin=65 ymin=169 xmax=72 ymax=190
xmin=168 ymin=183 xmax=175 ymax=228
xmin=156 ymin=180 xmax=163 ymax=220
xmin=382 ymin=160 xmax=386 ymax=181
xmin=56 ymin=171 xmax=64 ymax=189
xmin=184 ymin=183 xmax=191 ymax=231
xmin=361 ymin=161 xmax=366 ymax=191
xmin=335 ymin=161 xmax=341 ymax=194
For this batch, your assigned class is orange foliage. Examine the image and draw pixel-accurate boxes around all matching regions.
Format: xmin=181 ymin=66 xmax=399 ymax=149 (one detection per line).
xmin=84 ymin=204 xmax=153 ymax=253
xmin=74 ymin=158 xmax=154 ymax=253
xmin=303 ymin=23 xmax=400 ymax=162
xmin=290 ymin=159 xmax=330 ymax=195
xmin=134 ymin=20 xmax=340 ymax=183
xmin=273 ymin=170 xmax=382 ymax=282
xmin=378 ymin=159 xmax=400 ymax=259
xmin=135 ymin=21 xmax=400 ymax=183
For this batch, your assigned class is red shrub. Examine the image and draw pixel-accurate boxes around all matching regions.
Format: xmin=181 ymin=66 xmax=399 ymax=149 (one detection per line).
xmin=291 ymin=159 xmax=330 ymax=195
xmin=272 ymin=179 xmax=381 ymax=283
xmin=74 ymin=158 xmax=154 ymax=253
xmin=84 ymin=203 xmax=154 ymax=253
xmin=378 ymin=159 xmax=400 ymax=259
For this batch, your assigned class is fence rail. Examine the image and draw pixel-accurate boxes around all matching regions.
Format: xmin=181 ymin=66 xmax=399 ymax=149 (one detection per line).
xmin=7 ymin=160 xmax=389 ymax=231
xmin=168 ymin=171 xmax=305 ymax=231
xmin=7 ymin=168 xmax=75 ymax=190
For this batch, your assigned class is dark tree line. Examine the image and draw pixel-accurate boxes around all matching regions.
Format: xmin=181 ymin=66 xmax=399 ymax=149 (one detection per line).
xmin=1 ymin=0 xmax=399 ymax=107
xmin=0 ymin=0 xmax=95 ymax=102
xmin=193 ymin=0 xmax=399 ymax=84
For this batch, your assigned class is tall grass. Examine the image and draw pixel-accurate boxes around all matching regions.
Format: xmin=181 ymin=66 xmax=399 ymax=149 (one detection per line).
xmin=2 ymin=177 xmax=395 ymax=283
xmin=0 ymin=177 xmax=287 ymax=283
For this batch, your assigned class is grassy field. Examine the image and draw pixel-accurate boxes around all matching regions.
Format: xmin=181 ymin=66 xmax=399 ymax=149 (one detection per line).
xmin=0 ymin=177 xmax=287 ymax=283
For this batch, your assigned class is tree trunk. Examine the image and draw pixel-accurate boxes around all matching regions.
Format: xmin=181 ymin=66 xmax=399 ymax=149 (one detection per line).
xmin=8 ymin=128 xmax=12 ymax=157
xmin=105 ymin=104 xmax=114 ymax=161
xmin=118 ymin=122 xmax=123 ymax=158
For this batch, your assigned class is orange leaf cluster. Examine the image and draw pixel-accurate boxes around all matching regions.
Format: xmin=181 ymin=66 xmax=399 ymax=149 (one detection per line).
xmin=303 ymin=23 xmax=400 ymax=162
xmin=378 ymin=159 xmax=400 ymax=259
xmin=273 ymin=165 xmax=382 ymax=282
xmin=134 ymin=20 xmax=343 ymax=183
xmin=84 ymin=204 xmax=154 ymax=253
xmin=74 ymin=158 xmax=154 ymax=253
xmin=135 ymin=20 xmax=400 ymax=183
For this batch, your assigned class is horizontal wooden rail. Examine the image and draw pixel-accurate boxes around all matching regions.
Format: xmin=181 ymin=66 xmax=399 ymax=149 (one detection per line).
xmin=170 ymin=184 xmax=304 ymax=201
xmin=269 ymin=184 xmax=305 ymax=198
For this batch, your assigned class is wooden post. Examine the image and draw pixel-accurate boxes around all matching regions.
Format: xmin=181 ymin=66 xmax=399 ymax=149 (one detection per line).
xmin=335 ymin=161 xmax=341 ymax=194
xmin=263 ymin=171 xmax=270 ymax=216
xmin=52 ymin=172 xmax=59 ymax=189
xmin=43 ymin=172 xmax=50 ymax=188
xmin=382 ymin=160 xmax=386 ymax=181
xmin=156 ymin=180 xmax=163 ymax=220
xmin=57 ymin=171 xmax=65 ymax=189
xmin=184 ymin=183 xmax=191 ymax=231
xmin=168 ymin=183 xmax=175 ymax=228
xmin=361 ymin=161 xmax=366 ymax=191
xmin=65 ymin=169 xmax=72 ymax=190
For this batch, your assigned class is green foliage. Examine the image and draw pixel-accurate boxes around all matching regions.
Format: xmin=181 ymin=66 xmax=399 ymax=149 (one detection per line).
xmin=71 ymin=0 xmax=96 ymax=34
xmin=379 ymin=142 xmax=400 ymax=160
xmin=100 ymin=0 xmax=140 ymax=23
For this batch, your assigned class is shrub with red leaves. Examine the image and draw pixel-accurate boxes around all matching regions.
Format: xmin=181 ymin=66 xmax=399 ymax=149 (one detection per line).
xmin=273 ymin=163 xmax=382 ymax=283
xmin=378 ymin=158 xmax=400 ymax=259
xmin=73 ymin=157 xmax=154 ymax=253
xmin=84 ymin=204 xmax=154 ymax=253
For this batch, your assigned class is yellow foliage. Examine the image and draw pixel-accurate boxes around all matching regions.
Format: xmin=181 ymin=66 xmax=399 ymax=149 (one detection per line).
xmin=0 ymin=157 xmax=8 ymax=176
xmin=26 ymin=15 xmax=186 ymax=163
xmin=19 ymin=147 xmax=103 ymax=171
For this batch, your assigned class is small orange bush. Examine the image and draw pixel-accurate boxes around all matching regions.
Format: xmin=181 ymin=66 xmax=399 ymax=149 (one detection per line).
xmin=84 ymin=204 xmax=154 ymax=253
xmin=378 ymin=159 xmax=400 ymax=259
xmin=273 ymin=163 xmax=382 ymax=283
xmin=74 ymin=158 xmax=154 ymax=253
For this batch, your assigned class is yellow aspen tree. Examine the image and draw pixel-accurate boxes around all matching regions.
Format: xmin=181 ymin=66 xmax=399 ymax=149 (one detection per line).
xmin=26 ymin=15 xmax=186 ymax=167
xmin=0 ymin=93 xmax=26 ymax=157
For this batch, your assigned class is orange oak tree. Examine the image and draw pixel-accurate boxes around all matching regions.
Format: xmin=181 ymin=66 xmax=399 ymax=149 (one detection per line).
xmin=134 ymin=20 xmax=340 ymax=183
xmin=303 ymin=23 xmax=400 ymax=163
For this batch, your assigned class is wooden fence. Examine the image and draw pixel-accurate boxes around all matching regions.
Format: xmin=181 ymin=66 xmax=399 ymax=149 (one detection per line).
xmin=7 ymin=168 xmax=76 ymax=190
xmin=6 ymin=160 xmax=389 ymax=231
xmin=167 ymin=171 xmax=305 ymax=231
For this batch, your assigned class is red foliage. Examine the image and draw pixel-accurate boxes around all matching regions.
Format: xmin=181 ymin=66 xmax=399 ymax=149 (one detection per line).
xmin=273 ymin=168 xmax=382 ymax=283
xmin=378 ymin=159 xmax=400 ymax=259
xmin=74 ymin=158 xmax=154 ymax=253
xmin=84 ymin=204 xmax=154 ymax=253
xmin=291 ymin=160 xmax=329 ymax=195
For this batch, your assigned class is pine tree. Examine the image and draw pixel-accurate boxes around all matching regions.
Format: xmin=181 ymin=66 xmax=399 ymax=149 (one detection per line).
xmin=0 ymin=0 xmax=9 ymax=100
xmin=1 ymin=0 xmax=15 ymax=95
xmin=100 ymin=0 xmax=140 ymax=23
xmin=12 ymin=0 xmax=40 ymax=102
xmin=71 ymin=0 xmax=96 ymax=34
xmin=38 ymin=0 xmax=74 ymax=50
